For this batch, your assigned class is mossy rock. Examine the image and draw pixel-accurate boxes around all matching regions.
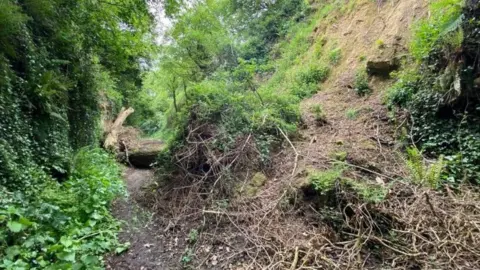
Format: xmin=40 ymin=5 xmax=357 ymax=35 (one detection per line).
xmin=236 ymin=172 xmax=268 ymax=197
xmin=331 ymin=151 xmax=348 ymax=161
xmin=251 ymin=172 xmax=267 ymax=187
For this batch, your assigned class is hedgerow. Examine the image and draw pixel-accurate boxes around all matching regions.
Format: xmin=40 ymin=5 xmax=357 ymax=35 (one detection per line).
xmin=0 ymin=0 xmax=153 ymax=267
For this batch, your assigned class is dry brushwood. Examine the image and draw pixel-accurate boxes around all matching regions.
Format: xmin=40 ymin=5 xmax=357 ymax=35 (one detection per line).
xmin=169 ymin=122 xmax=261 ymax=193
xmin=150 ymin=164 xmax=480 ymax=270
xmin=145 ymin=118 xmax=480 ymax=269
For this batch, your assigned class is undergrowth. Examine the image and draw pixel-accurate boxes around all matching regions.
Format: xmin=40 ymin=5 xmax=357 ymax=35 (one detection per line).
xmin=354 ymin=68 xmax=371 ymax=96
xmin=387 ymin=0 xmax=480 ymax=183
xmin=405 ymin=147 xmax=445 ymax=188
xmin=309 ymin=165 xmax=388 ymax=203
xmin=0 ymin=149 xmax=126 ymax=269
xmin=151 ymin=0 xmax=349 ymax=183
xmin=410 ymin=0 xmax=464 ymax=61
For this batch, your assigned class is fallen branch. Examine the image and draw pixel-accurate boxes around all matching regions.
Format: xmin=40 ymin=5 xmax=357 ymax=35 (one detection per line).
xmin=277 ymin=127 xmax=299 ymax=177
xmin=290 ymin=247 xmax=299 ymax=270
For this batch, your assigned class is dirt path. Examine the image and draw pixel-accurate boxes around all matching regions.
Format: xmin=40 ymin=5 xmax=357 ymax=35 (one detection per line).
xmin=106 ymin=168 xmax=184 ymax=270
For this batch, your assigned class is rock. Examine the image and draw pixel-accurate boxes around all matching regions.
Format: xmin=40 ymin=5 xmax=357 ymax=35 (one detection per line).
xmin=366 ymin=47 xmax=399 ymax=76
xmin=367 ymin=58 xmax=399 ymax=76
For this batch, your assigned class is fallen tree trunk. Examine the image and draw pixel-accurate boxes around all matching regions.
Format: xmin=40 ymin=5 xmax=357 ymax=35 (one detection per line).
xmin=118 ymin=139 xmax=165 ymax=168
xmin=104 ymin=107 xmax=135 ymax=151
xmin=102 ymin=107 xmax=164 ymax=168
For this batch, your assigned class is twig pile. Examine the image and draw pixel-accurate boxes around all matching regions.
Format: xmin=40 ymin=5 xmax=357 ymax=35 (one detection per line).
xmin=193 ymin=181 xmax=480 ymax=269
xmin=146 ymin=120 xmax=480 ymax=269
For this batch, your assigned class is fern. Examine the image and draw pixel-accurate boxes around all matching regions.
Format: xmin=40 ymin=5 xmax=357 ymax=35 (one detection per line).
xmin=406 ymin=148 xmax=445 ymax=188
xmin=426 ymin=155 xmax=445 ymax=188
xmin=406 ymin=147 xmax=424 ymax=182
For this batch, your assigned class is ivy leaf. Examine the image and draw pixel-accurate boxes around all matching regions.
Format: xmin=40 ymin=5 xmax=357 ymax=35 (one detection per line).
xmin=60 ymin=236 xmax=73 ymax=248
xmin=91 ymin=212 xmax=102 ymax=220
xmin=7 ymin=221 xmax=23 ymax=232
xmin=57 ymin=251 xmax=76 ymax=262
xmin=18 ymin=217 xmax=33 ymax=227
xmin=5 ymin=245 xmax=21 ymax=259
xmin=81 ymin=255 xmax=99 ymax=265
xmin=48 ymin=244 xmax=64 ymax=253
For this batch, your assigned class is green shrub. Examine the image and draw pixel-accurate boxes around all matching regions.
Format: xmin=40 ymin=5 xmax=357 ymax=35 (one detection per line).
xmin=298 ymin=65 xmax=330 ymax=85
xmin=386 ymin=69 xmax=422 ymax=108
xmin=346 ymin=109 xmax=358 ymax=119
xmin=410 ymin=0 xmax=464 ymax=60
xmin=354 ymin=69 xmax=371 ymax=96
xmin=0 ymin=148 xmax=126 ymax=269
xmin=328 ymin=47 xmax=342 ymax=65
xmin=313 ymin=36 xmax=327 ymax=58
xmin=291 ymin=81 xmax=318 ymax=99
xmin=309 ymin=166 xmax=344 ymax=194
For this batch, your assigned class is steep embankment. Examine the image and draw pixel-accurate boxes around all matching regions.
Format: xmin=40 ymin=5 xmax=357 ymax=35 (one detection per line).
xmin=298 ymin=0 xmax=427 ymax=183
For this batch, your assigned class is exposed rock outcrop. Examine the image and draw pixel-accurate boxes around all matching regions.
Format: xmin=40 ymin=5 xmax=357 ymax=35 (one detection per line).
xmin=366 ymin=46 xmax=400 ymax=76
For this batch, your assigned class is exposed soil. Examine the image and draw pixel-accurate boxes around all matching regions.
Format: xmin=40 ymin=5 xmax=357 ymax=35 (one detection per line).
xmin=106 ymin=168 xmax=188 ymax=270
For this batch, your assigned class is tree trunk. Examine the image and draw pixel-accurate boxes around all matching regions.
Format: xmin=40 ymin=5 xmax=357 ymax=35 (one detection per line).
xmin=102 ymin=107 xmax=164 ymax=168
xmin=117 ymin=139 xmax=165 ymax=168
xmin=104 ymin=107 xmax=135 ymax=151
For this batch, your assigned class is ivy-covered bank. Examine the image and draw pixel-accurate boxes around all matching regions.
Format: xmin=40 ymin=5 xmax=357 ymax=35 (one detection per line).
xmin=0 ymin=0 xmax=153 ymax=268
xmin=388 ymin=0 xmax=480 ymax=183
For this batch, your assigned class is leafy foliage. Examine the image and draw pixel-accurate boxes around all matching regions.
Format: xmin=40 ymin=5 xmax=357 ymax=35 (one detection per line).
xmin=405 ymin=147 xmax=445 ymax=188
xmin=228 ymin=0 xmax=310 ymax=61
xmin=309 ymin=166 xmax=388 ymax=203
xmin=354 ymin=68 xmax=371 ymax=96
xmin=0 ymin=149 xmax=126 ymax=269
xmin=309 ymin=166 xmax=344 ymax=195
xmin=328 ymin=47 xmax=342 ymax=65
xmin=0 ymin=0 xmax=153 ymax=188
xmin=410 ymin=0 xmax=463 ymax=60
xmin=0 ymin=0 xmax=153 ymax=267
xmin=388 ymin=0 xmax=480 ymax=184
